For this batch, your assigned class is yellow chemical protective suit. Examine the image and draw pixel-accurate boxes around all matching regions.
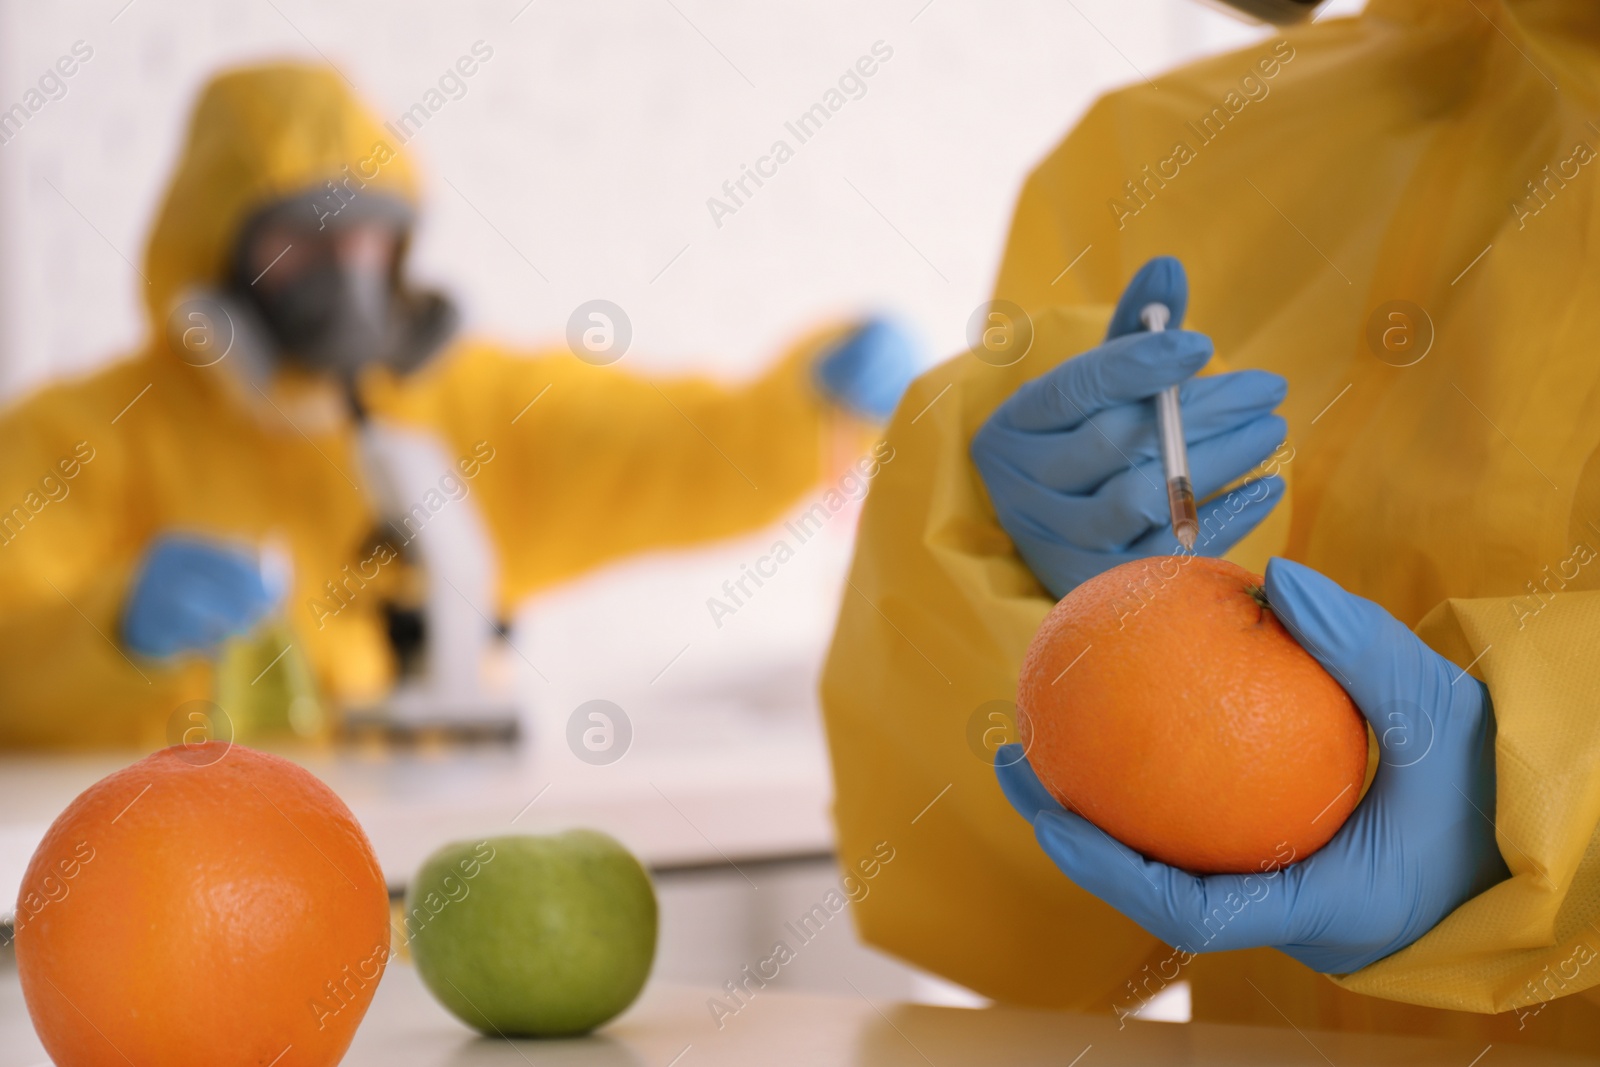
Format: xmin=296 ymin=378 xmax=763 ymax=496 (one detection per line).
xmin=0 ymin=64 xmax=852 ymax=748
xmin=823 ymin=0 xmax=1600 ymax=1049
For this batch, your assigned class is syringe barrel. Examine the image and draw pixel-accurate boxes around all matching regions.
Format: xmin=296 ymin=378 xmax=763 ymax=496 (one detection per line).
xmin=1156 ymin=386 xmax=1189 ymax=479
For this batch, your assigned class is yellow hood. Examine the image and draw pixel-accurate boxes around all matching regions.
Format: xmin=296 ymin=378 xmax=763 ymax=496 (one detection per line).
xmin=142 ymin=62 xmax=418 ymax=332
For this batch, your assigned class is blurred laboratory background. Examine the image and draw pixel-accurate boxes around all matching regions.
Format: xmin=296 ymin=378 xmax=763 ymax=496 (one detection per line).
xmin=0 ymin=0 xmax=1360 ymax=1016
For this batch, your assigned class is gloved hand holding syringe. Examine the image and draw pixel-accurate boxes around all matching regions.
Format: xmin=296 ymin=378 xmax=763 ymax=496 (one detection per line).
xmin=969 ymin=255 xmax=1288 ymax=598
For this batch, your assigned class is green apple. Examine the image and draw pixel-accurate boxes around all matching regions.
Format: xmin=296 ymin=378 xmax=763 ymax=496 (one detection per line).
xmin=406 ymin=830 xmax=657 ymax=1036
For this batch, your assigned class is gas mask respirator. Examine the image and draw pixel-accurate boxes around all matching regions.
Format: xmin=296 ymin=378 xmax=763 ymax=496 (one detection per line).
xmin=1210 ymin=0 xmax=1325 ymax=23
xmin=227 ymin=192 xmax=457 ymax=387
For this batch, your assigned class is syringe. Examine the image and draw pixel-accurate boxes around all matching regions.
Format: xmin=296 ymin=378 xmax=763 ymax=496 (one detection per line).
xmin=1140 ymin=302 xmax=1199 ymax=550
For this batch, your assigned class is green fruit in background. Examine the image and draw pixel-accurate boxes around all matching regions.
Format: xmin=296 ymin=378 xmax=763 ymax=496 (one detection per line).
xmin=406 ymin=830 xmax=658 ymax=1037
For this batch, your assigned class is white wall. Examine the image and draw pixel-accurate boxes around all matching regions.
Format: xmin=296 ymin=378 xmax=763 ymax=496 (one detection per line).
xmin=0 ymin=0 xmax=1362 ymax=727
xmin=0 ymin=0 xmax=1348 ymax=393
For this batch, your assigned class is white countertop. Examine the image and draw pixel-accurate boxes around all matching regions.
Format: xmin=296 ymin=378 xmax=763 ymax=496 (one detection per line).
xmin=3 ymin=954 xmax=1592 ymax=1067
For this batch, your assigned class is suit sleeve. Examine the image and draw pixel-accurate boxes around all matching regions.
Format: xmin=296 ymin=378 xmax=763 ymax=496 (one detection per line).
xmin=0 ymin=376 xmax=208 ymax=748
xmin=384 ymin=331 xmax=859 ymax=607
xmin=1324 ymin=588 xmax=1600 ymax=1014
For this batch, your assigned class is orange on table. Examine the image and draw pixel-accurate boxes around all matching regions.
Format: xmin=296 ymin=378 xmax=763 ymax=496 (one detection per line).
xmin=15 ymin=742 xmax=391 ymax=1067
xmin=1018 ymin=556 xmax=1369 ymax=875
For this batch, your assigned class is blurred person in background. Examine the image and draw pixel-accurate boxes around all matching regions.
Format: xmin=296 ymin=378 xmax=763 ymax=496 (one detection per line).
xmin=824 ymin=0 xmax=1600 ymax=1052
xmin=0 ymin=62 xmax=916 ymax=748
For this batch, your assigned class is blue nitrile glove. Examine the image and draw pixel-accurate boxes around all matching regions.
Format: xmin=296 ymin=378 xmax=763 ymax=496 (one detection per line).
xmin=122 ymin=536 xmax=280 ymax=659
xmin=815 ymin=317 xmax=920 ymax=421
xmin=971 ymin=257 xmax=1287 ymax=598
xmin=996 ymin=557 xmax=1510 ymax=974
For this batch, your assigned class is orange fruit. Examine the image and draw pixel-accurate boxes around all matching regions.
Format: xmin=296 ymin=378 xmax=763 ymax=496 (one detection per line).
xmin=15 ymin=743 xmax=390 ymax=1066
xmin=1018 ymin=556 xmax=1368 ymax=875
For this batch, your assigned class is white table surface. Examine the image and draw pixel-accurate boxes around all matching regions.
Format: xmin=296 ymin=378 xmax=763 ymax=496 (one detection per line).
xmin=3 ymin=954 xmax=1593 ymax=1067
xmin=0 ymin=712 xmax=835 ymax=915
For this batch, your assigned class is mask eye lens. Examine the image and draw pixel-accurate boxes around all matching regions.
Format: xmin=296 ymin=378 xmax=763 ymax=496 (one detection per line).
xmin=243 ymin=225 xmax=313 ymax=291
xmin=246 ymin=222 xmax=397 ymax=293
xmin=334 ymin=226 xmax=400 ymax=274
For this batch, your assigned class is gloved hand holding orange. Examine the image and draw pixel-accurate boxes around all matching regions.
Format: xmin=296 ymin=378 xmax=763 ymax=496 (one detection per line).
xmin=1000 ymin=555 xmax=1510 ymax=973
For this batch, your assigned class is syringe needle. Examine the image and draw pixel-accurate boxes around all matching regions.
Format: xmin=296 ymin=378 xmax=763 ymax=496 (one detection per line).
xmin=1141 ymin=302 xmax=1199 ymax=550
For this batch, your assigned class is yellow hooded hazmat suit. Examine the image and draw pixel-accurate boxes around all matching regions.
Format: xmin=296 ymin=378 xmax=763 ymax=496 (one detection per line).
xmin=823 ymin=0 xmax=1600 ymax=1050
xmin=0 ymin=63 xmax=851 ymax=748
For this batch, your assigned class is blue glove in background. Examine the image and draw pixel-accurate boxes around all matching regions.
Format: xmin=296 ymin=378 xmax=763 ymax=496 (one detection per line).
xmin=996 ymin=557 xmax=1510 ymax=974
xmin=971 ymin=257 xmax=1287 ymax=598
xmin=815 ymin=317 xmax=919 ymax=421
xmin=122 ymin=536 xmax=280 ymax=659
